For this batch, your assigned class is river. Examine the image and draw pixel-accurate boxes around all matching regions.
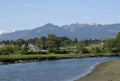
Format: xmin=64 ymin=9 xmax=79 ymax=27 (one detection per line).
xmin=0 ymin=57 xmax=119 ymax=81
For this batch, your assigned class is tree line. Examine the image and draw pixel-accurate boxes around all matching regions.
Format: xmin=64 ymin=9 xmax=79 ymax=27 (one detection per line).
xmin=0 ymin=32 xmax=120 ymax=55
xmin=0 ymin=34 xmax=74 ymax=55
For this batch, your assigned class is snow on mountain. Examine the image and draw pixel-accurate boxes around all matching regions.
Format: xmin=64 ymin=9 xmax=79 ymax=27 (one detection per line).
xmin=0 ymin=30 xmax=15 ymax=35
xmin=0 ymin=23 xmax=120 ymax=40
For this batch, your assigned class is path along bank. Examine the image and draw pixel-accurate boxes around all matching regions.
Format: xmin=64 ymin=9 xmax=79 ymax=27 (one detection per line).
xmin=75 ymin=60 xmax=120 ymax=81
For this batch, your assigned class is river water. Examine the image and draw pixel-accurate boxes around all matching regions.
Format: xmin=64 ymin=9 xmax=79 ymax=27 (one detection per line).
xmin=0 ymin=57 xmax=119 ymax=81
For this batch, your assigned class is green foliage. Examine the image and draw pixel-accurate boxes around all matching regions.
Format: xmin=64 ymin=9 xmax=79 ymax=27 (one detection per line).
xmin=105 ymin=32 xmax=120 ymax=53
xmin=25 ymin=50 xmax=48 ymax=54
xmin=12 ymin=45 xmax=21 ymax=54
xmin=0 ymin=53 xmax=120 ymax=64
xmin=76 ymin=42 xmax=84 ymax=51
xmin=81 ymin=48 xmax=89 ymax=54
xmin=105 ymin=38 xmax=116 ymax=53
xmin=54 ymin=50 xmax=68 ymax=54
xmin=94 ymin=47 xmax=101 ymax=53
xmin=46 ymin=34 xmax=60 ymax=53
xmin=1 ymin=32 xmax=120 ymax=56
xmin=16 ymin=39 xmax=25 ymax=47
xmin=20 ymin=44 xmax=29 ymax=54
xmin=76 ymin=42 xmax=89 ymax=54
xmin=116 ymin=32 xmax=120 ymax=52
xmin=0 ymin=46 xmax=13 ymax=55
xmin=35 ymin=38 xmax=42 ymax=50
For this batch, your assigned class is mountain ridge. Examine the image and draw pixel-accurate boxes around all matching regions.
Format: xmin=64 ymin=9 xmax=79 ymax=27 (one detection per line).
xmin=0 ymin=23 xmax=120 ymax=40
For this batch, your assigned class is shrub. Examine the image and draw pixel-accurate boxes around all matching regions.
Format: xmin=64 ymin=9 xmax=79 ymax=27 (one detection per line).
xmin=54 ymin=50 xmax=68 ymax=54
xmin=81 ymin=48 xmax=89 ymax=54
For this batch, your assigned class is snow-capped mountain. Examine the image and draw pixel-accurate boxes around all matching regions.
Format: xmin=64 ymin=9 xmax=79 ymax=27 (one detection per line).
xmin=0 ymin=30 xmax=15 ymax=35
xmin=0 ymin=23 xmax=120 ymax=40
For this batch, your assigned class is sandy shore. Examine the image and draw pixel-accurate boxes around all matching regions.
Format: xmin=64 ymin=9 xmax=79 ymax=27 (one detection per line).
xmin=75 ymin=60 xmax=120 ymax=81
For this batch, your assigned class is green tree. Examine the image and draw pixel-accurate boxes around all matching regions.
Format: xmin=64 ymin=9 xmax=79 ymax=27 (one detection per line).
xmin=16 ymin=39 xmax=25 ymax=47
xmin=94 ymin=47 xmax=101 ymax=53
xmin=74 ymin=38 xmax=78 ymax=43
xmin=35 ymin=38 xmax=42 ymax=50
xmin=20 ymin=43 xmax=29 ymax=54
xmin=0 ymin=46 xmax=13 ymax=55
xmin=46 ymin=34 xmax=60 ymax=53
xmin=116 ymin=32 xmax=120 ymax=52
xmin=105 ymin=38 xmax=116 ymax=53
xmin=12 ymin=45 xmax=21 ymax=54
xmin=40 ymin=36 xmax=47 ymax=50
xmin=27 ymin=39 xmax=35 ymax=44
xmin=76 ymin=42 xmax=84 ymax=54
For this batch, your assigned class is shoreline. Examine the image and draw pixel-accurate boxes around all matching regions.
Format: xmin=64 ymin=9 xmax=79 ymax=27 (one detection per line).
xmin=0 ymin=53 xmax=120 ymax=64
xmin=75 ymin=60 xmax=120 ymax=81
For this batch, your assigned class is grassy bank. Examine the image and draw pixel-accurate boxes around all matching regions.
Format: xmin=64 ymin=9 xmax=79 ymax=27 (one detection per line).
xmin=0 ymin=54 xmax=77 ymax=64
xmin=75 ymin=60 xmax=120 ymax=81
xmin=0 ymin=53 xmax=120 ymax=64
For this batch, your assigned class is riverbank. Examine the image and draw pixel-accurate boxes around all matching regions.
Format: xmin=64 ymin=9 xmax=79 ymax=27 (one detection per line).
xmin=75 ymin=60 xmax=120 ymax=81
xmin=0 ymin=53 xmax=119 ymax=64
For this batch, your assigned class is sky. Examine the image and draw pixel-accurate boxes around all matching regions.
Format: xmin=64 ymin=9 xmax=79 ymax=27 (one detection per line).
xmin=0 ymin=0 xmax=120 ymax=30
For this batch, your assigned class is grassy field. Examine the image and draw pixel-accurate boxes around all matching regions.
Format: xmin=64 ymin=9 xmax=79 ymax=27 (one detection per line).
xmin=0 ymin=53 xmax=119 ymax=64
xmin=0 ymin=54 xmax=78 ymax=64
xmin=75 ymin=60 xmax=120 ymax=81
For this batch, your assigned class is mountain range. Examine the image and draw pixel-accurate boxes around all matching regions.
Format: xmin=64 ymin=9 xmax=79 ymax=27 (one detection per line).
xmin=0 ymin=23 xmax=120 ymax=40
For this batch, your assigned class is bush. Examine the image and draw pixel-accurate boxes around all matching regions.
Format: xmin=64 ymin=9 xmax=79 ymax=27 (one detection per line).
xmin=81 ymin=48 xmax=89 ymax=54
xmin=94 ymin=47 xmax=101 ymax=53
xmin=111 ymin=48 xmax=119 ymax=53
xmin=20 ymin=50 xmax=28 ymax=54
xmin=22 ymin=50 xmax=48 ymax=55
xmin=0 ymin=46 xmax=12 ymax=55
xmin=54 ymin=50 xmax=68 ymax=54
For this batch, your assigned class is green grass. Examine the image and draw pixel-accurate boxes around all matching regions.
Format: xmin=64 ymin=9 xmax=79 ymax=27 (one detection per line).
xmin=0 ymin=53 xmax=120 ymax=64
xmin=0 ymin=54 xmax=78 ymax=64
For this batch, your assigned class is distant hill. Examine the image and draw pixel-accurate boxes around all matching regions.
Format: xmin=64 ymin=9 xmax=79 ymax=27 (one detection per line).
xmin=0 ymin=23 xmax=120 ymax=40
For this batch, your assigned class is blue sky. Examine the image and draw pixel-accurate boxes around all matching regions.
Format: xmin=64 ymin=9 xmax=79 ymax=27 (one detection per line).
xmin=0 ymin=0 xmax=120 ymax=30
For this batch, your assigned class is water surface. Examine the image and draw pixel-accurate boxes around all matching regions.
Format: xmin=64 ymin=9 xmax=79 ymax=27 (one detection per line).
xmin=0 ymin=57 xmax=119 ymax=81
